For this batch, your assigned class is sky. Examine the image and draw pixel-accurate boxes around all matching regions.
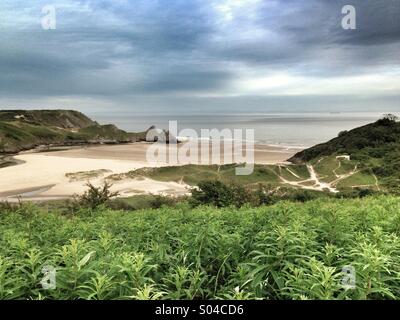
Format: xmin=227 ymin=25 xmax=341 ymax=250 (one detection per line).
xmin=0 ymin=0 xmax=399 ymax=114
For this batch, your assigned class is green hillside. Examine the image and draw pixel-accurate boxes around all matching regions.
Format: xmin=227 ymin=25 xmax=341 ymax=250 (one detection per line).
xmin=288 ymin=115 xmax=400 ymax=193
xmin=0 ymin=110 xmax=145 ymax=153
xmin=1 ymin=195 xmax=399 ymax=300
xmin=0 ymin=110 xmax=96 ymax=129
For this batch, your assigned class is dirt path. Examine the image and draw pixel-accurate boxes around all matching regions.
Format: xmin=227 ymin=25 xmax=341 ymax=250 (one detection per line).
xmin=278 ymin=164 xmax=338 ymax=193
xmin=285 ymin=167 xmax=301 ymax=179
xmin=331 ymin=164 xmax=358 ymax=187
xmin=277 ymin=158 xmax=360 ymax=193
xmin=333 ymin=161 xmax=342 ymax=178
xmin=372 ymin=173 xmax=381 ymax=191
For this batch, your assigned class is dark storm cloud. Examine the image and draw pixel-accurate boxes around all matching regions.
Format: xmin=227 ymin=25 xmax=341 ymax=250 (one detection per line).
xmin=0 ymin=0 xmax=399 ymax=100
xmin=331 ymin=0 xmax=400 ymax=45
xmin=275 ymin=0 xmax=400 ymax=46
xmin=209 ymin=0 xmax=400 ymax=73
xmin=0 ymin=0 xmax=220 ymax=97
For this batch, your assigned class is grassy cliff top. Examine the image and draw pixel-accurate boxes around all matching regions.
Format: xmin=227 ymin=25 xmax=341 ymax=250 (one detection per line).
xmin=0 ymin=110 xmax=96 ymax=129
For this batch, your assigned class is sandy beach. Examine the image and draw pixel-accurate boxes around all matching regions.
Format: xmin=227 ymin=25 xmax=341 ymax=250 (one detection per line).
xmin=0 ymin=142 xmax=300 ymax=201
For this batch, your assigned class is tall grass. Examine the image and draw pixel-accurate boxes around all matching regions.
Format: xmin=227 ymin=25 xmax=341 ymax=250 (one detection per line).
xmin=0 ymin=195 xmax=399 ymax=300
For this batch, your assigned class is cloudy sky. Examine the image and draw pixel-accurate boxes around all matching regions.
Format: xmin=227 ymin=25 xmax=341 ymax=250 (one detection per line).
xmin=0 ymin=0 xmax=399 ymax=113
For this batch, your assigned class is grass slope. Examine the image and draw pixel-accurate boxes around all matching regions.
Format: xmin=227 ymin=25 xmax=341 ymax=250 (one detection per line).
xmin=107 ymin=160 xmax=379 ymax=194
xmin=108 ymin=164 xmax=281 ymax=187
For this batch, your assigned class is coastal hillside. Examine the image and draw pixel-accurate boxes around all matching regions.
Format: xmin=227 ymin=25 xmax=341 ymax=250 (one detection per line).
xmin=0 ymin=110 xmax=145 ymax=153
xmin=288 ymin=115 xmax=400 ymax=193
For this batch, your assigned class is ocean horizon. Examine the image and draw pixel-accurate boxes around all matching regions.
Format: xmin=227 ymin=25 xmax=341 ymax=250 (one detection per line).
xmin=90 ymin=111 xmax=391 ymax=148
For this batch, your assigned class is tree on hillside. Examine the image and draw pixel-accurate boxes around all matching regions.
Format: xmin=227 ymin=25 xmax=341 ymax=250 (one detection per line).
xmin=378 ymin=114 xmax=398 ymax=126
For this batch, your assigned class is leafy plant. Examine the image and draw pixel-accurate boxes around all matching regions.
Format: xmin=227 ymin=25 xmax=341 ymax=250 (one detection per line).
xmin=1 ymin=195 xmax=400 ymax=300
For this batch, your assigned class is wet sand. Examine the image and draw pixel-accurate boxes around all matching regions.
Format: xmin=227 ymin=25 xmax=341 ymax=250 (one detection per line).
xmin=41 ymin=142 xmax=299 ymax=164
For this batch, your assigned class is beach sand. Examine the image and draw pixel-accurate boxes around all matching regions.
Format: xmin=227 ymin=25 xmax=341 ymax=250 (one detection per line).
xmin=0 ymin=142 xmax=300 ymax=201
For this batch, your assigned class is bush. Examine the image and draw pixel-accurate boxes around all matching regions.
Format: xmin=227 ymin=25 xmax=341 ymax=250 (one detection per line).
xmin=76 ymin=182 xmax=119 ymax=209
xmin=190 ymin=180 xmax=334 ymax=208
xmin=190 ymin=180 xmax=269 ymax=208
xmin=191 ymin=180 xmax=242 ymax=208
xmin=191 ymin=180 xmax=234 ymax=208
xmin=290 ymin=189 xmax=321 ymax=202
xmin=149 ymin=195 xmax=180 ymax=209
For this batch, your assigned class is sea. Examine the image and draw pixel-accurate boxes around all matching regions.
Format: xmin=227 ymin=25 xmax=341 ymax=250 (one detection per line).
xmin=90 ymin=111 xmax=389 ymax=148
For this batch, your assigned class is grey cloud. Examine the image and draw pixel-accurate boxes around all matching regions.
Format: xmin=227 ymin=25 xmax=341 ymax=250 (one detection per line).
xmin=210 ymin=0 xmax=400 ymax=75
xmin=137 ymin=69 xmax=234 ymax=94
xmin=0 ymin=0 xmax=399 ymax=100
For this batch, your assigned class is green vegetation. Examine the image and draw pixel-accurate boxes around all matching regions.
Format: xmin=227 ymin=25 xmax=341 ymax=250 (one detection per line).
xmin=190 ymin=180 xmax=270 ymax=208
xmin=0 ymin=110 xmax=96 ymax=129
xmin=289 ymin=115 xmax=400 ymax=193
xmin=75 ymin=182 xmax=119 ymax=210
xmin=108 ymin=160 xmax=381 ymax=196
xmin=336 ymin=171 xmax=377 ymax=189
xmin=109 ymin=164 xmax=280 ymax=187
xmin=0 ymin=195 xmax=399 ymax=300
xmin=278 ymin=165 xmax=310 ymax=181
xmin=81 ymin=194 xmax=184 ymax=211
xmin=0 ymin=110 xmax=146 ymax=153
xmin=66 ymin=170 xmax=112 ymax=182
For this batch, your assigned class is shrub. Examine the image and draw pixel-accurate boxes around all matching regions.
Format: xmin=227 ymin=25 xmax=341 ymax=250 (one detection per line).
xmin=149 ymin=195 xmax=180 ymax=209
xmin=290 ymin=190 xmax=321 ymax=202
xmin=76 ymin=182 xmax=119 ymax=209
xmin=190 ymin=180 xmax=245 ymax=207
xmin=190 ymin=180 xmax=268 ymax=208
